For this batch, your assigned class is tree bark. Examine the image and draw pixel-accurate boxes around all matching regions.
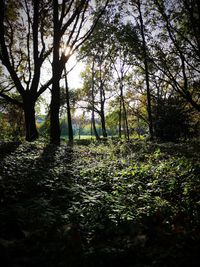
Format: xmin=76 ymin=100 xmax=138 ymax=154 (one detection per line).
xmin=137 ymin=0 xmax=154 ymax=140
xmin=99 ymin=62 xmax=107 ymax=138
xmin=23 ymin=100 xmax=38 ymax=141
xmin=91 ymin=58 xmax=100 ymax=140
xmin=50 ymin=0 xmax=61 ymax=145
xmin=99 ymin=88 xmax=107 ymax=138
xmin=119 ymin=82 xmax=129 ymax=140
xmin=50 ymin=81 xmax=61 ymax=145
xmin=122 ymin=95 xmax=130 ymax=140
xmin=119 ymin=97 xmax=122 ymax=139
xmin=64 ymin=67 xmax=73 ymax=143
xmin=92 ymin=110 xmax=100 ymax=140
xmin=100 ymin=111 xmax=107 ymax=138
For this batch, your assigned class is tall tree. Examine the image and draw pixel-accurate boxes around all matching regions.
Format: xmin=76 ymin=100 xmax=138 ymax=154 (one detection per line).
xmin=49 ymin=0 xmax=109 ymax=144
xmin=0 ymin=0 xmax=53 ymax=141
xmin=136 ymin=0 xmax=154 ymax=140
xmin=128 ymin=0 xmax=154 ymax=140
xmin=150 ymin=0 xmax=200 ymax=112
xmin=64 ymin=66 xmax=73 ymax=143
xmin=108 ymin=22 xmax=141 ymax=140
xmin=78 ymin=59 xmax=100 ymax=140
xmin=0 ymin=0 xmax=109 ymax=143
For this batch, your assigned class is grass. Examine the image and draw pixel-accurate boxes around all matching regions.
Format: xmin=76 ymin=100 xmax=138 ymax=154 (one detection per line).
xmin=0 ymin=139 xmax=200 ymax=266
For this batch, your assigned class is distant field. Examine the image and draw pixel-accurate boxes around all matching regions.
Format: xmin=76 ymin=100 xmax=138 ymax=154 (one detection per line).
xmin=61 ymin=135 xmax=145 ymax=140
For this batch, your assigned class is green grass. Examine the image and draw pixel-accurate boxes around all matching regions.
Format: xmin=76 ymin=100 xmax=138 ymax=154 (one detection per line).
xmin=0 ymin=139 xmax=200 ymax=266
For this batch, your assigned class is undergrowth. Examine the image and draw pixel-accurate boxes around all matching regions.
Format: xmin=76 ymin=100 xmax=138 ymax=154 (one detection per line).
xmin=0 ymin=139 xmax=200 ymax=267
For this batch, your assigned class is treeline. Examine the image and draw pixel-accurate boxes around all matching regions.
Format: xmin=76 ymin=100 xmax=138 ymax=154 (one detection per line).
xmin=0 ymin=0 xmax=199 ymax=143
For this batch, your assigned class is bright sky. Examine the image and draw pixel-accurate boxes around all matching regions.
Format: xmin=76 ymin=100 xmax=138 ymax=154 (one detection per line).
xmin=66 ymin=55 xmax=85 ymax=89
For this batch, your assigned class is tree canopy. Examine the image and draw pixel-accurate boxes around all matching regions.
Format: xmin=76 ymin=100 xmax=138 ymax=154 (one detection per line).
xmin=0 ymin=0 xmax=199 ymax=142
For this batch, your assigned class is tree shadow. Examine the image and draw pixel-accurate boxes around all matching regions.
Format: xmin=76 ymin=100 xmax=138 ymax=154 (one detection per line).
xmin=0 ymin=142 xmax=80 ymax=267
xmin=0 ymin=141 xmax=21 ymax=161
xmin=24 ymin=142 xmax=75 ymax=199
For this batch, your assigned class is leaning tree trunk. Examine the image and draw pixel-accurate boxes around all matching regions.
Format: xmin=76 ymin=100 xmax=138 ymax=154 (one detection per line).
xmin=23 ymin=100 xmax=38 ymax=141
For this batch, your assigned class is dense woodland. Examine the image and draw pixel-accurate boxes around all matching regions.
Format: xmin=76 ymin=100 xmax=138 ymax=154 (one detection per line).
xmin=0 ymin=0 xmax=200 ymax=266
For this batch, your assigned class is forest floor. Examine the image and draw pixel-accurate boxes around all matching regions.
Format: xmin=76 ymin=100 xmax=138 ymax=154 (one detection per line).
xmin=0 ymin=139 xmax=200 ymax=267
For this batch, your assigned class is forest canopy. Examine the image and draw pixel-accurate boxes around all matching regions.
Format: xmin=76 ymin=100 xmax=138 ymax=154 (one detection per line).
xmin=0 ymin=0 xmax=199 ymax=142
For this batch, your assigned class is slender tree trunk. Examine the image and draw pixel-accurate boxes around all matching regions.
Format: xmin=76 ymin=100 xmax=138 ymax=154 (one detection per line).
xmin=91 ymin=58 xmax=100 ymax=140
xmin=23 ymin=100 xmax=38 ymax=141
xmin=99 ymin=64 xmax=107 ymax=138
xmin=64 ymin=67 xmax=73 ymax=142
xmin=119 ymin=97 xmax=122 ymax=139
xmin=119 ymin=82 xmax=129 ymax=140
xmin=50 ymin=0 xmax=60 ymax=145
xmin=101 ymin=111 xmax=107 ymax=138
xmin=90 ymin=120 xmax=93 ymax=140
xmin=50 ymin=79 xmax=61 ymax=144
xmin=122 ymin=98 xmax=130 ymax=140
xmin=92 ymin=111 xmax=100 ymax=140
xmin=120 ymin=82 xmax=129 ymax=140
xmin=137 ymin=0 xmax=154 ymax=140
xmin=100 ymin=94 xmax=107 ymax=138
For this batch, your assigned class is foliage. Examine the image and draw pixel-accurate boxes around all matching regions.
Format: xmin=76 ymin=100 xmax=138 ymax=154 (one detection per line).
xmin=0 ymin=139 xmax=200 ymax=266
xmin=0 ymin=103 xmax=25 ymax=141
xmin=152 ymin=97 xmax=194 ymax=141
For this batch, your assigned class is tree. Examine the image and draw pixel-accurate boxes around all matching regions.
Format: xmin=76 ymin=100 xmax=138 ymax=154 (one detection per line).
xmin=74 ymin=113 xmax=86 ymax=139
xmin=108 ymin=22 xmax=141 ymax=140
xmin=64 ymin=67 xmax=74 ymax=142
xmin=78 ymin=16 xmax=116 ymax=139
xmin=136 ymin=0 xmax=154 ymax=140
xmin=50 ymin=0 xmax=109 ymax=144
xmin=152 ymin=95 xmax=193 ymax=141
xmin=79 ymin=60 xmax=101 ymax=140
xmin=0 ymin=0 xmax=109 ymax=143
xmin=0 ymin=0 xmax=53 ymax=141
xmin=149 ymin=0 xmax=200 ymax=112
xmin=126 ymin=0 xmax=154 ymax=140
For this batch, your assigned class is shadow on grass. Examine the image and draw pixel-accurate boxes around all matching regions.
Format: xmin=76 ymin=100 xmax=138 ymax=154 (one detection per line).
xmin=0 ymin=142 xmax=81 ymax=267
xmin=0 ymin=141 xmax=21 ymax=161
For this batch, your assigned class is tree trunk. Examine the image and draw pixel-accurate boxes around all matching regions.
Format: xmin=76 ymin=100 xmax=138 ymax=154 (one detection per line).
xmin=123 ymin=99 xmax=130 ymax=140
xmin=91 ymin=58 xmax=100 ymax=140
xmin=119 ymin=97 xmax=122 ymax=139
xmin=101 ymin=112 xmax=107 ymax=138
xmin=121 ymin=84 xmax=129 ymax=140
xmin=92 ymin=110 xmax=100 ymax=140
xmin=23 ymin=101 xmax=38 ymax=141
xmin=50 ymin=82 xmax=61 ymax=145
xmin=119 ymin=82 xmax=129 ymax=140
xmin=99 ymin=65 xmax=107 ymax=138
xmin=100 ymin=98 xmax=107 ymax=138
xmin=91 ymin=120 xmax=93 ymax=140
xmin=137 ymin=0 xmax=154 ymax=140
xmin=64 ymin=67 xmax=73 ymax=143
xmin=50 ymin=0 xmax=61 ymax=145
